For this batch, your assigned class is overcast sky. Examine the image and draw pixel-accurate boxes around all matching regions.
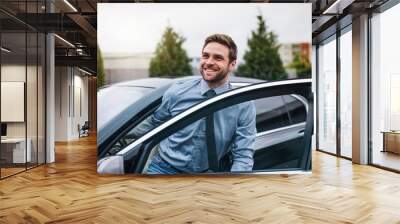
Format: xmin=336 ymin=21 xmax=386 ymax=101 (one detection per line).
xmin=98 ymin=3 xmax=311 ymax=63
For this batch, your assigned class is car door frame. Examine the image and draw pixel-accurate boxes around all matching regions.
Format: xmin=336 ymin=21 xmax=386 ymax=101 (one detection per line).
xmin=115 ymin=79 xmax=313 ymax=174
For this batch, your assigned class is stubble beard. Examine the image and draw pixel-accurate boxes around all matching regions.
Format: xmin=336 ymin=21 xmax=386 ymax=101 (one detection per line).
xmin=200 ymin=65 xmax=229 ymax=87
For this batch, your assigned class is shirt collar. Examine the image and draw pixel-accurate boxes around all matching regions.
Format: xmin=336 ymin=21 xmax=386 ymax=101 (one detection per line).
xmin=200 ymin=78 xmax=231 ymax=96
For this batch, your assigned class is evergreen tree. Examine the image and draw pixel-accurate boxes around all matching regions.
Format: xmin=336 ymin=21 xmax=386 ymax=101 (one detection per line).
xmin=236 ymin=15 xmax=287 ymax=81
xmin=149 ymin=26 xmax=192 ymax=77
xmin=288 ymin=51 xmax=311 ymax=78
xmin=97 ymin=46 xmax=105 ymax=89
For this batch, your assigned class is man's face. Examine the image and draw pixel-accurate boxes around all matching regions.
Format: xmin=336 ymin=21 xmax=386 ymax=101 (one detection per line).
xmin=200 ymin=42 xmax=236 ymax=84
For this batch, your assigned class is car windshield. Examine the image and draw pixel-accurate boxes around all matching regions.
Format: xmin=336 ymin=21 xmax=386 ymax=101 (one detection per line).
xmin=98 ymin=86 xmax=154 ymax=130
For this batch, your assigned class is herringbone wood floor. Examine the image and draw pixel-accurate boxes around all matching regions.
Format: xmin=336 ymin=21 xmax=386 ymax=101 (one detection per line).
xmin=1 ymin=135 xmax=400 ymax=224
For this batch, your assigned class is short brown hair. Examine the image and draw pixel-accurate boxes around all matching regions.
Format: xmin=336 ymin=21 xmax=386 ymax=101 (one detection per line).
xmin=203 ymin=34 xmax=237 ymax=62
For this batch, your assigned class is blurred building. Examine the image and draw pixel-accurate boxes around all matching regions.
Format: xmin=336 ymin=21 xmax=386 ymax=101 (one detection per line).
xmin=279 ymin=42 xmax=311 ymax=78
xmin=191 ymin=56 xmax=201 ymax=75
xmin=103 ymin=52 xmax=153 ymax=84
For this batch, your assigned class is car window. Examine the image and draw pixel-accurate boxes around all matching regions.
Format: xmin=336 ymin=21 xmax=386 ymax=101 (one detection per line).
xmin=105 ymin=105 xmax=161 ymax=156
xmin=98 ymin=86 xmax=154 ymax=130
xmin=282 ymin=95 xmax=307 ymax=124
xmin=254 ymin=96 xmax=290 ymax=133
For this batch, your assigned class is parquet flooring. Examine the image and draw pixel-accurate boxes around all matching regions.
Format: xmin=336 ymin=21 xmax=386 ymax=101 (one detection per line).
xmin=1 ymin=135 xmax=400 ymax=223
xmin=1 ymin=167 xmax=26 ymax=177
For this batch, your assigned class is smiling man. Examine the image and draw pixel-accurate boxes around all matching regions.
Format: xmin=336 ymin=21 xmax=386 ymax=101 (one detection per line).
xmin=132 ymin=34 xmax=257 ymax=174
xmin=200 ymin=36 xmax=236 ymax=88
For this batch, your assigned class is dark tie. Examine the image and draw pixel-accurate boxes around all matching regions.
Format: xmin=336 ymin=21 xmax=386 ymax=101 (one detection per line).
xmin=205 ymin=89 xmax=219 ymax=172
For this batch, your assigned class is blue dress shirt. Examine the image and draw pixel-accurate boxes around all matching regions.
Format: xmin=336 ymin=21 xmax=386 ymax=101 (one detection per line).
xmin=132 ymin=77 xmax=256 ymax=173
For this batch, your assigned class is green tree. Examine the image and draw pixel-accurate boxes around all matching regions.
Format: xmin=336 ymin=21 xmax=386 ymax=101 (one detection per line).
xmin=149 ymin=26 xmax=192 ymax=77
xmin=288 ymin=51 xmax=311 ymax=78
xmin=97 ymin=46 xmax=105 ymax=89
xmin=236 ymin=15 xmax=287 ymax=81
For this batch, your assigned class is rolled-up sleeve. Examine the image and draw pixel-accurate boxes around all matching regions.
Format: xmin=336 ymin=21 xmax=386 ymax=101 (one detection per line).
xmin=230 ymin=101 xmax=257 ymax=172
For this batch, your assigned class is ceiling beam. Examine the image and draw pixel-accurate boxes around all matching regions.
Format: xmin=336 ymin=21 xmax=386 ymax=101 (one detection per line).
xmin=55 ymin=55 xmax=96 ymax=72
xmin=67 ymin=13 xmax=97 ymax=40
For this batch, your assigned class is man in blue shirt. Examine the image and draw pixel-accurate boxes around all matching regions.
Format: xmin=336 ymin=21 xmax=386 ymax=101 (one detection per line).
xmin=132 ymin=34 xmax=256 ymax=174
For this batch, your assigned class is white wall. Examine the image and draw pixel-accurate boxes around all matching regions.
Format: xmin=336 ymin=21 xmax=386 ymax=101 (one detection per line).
xmin=55 ymin=67 xmax=69 ymax=141
xmin=1 ymin=65 xmax=26 ymax=146
xmin=72 ymin=73 xmax=89 ymax=138
xmin=1 ymin=63 xmax=46 ymax=163
xmin=1 ymin=65 xmax=36 ymax=138
xmin=55 ymin=67 xmax=89 ymax=141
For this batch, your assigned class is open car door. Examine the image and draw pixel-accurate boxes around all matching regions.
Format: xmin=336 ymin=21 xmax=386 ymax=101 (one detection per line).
xmin=98 ymin=79 xmax=313 ymax=174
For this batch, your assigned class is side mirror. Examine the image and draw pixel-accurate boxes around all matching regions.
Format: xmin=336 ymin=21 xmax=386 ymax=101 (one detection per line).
xmin=97 ymin=156 xmax=125 ymax=174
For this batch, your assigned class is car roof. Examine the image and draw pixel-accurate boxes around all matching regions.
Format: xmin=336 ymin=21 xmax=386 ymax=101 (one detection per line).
xmin=111 ymin=75 xmax=262 ymax=87
xmin=112 ymin=77 xmax=174 ymax=88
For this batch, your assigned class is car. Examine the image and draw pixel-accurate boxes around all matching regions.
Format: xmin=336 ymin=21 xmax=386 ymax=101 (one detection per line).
xmin=97 ymin=76 xmax=313 ymax=174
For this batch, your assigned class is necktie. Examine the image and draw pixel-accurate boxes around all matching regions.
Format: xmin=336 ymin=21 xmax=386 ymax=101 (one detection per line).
xmin=205 ymin=89 xmax=219 ymax=172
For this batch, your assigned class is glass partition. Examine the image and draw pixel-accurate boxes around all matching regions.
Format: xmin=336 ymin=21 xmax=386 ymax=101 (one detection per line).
xmin=371 ymin=3 xmax=400 ymax=171
xmin=38 ymin=32 xmax=45 ymax=165
xmin=317 ymin=36 xmax=337 ymax=155
xmin=26 ymin=0 xmax=41 ymax=169
xmin=0 ymin=1 xmax=46 ymax=179
xmin=1 ymin=31 xmax=27 ymax=177
xmin=27 ymin=30 xmax=38 ymax=169
xmin=339 ymin=28 xmax=352 ymax=158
